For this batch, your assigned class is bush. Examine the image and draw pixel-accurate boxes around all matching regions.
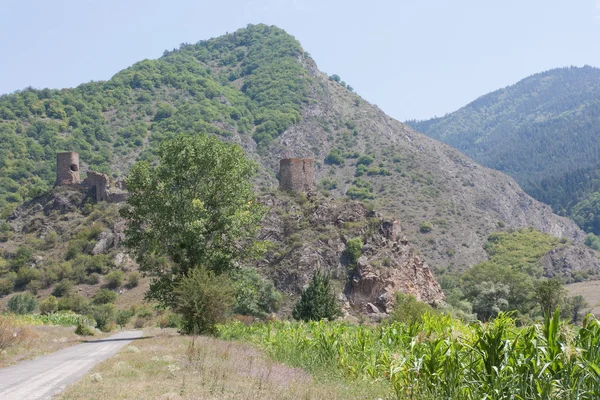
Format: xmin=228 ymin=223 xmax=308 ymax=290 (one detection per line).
xmin=75 ymin=316 xmax=95 ymax=336
xmin=345 ymin=237 xmax=363 ymax=268
xmin=324 ymin=149 xmax=344 ymax=166
xmin=292 ymin=271 xmax=341 ymax=322
xmin=174 ymin=267 xmax=235 ymax=334
xmin=8 ymin=293 xmax=38 ymax=314
xmin=52 ymin=280 xmax=73 ymax=297
xmin=388 ymin=292 xmax=435 ymax=325
xmin=0 ymin=315 xmax=34 ymax=350
xmin=105 ymin=270 xmax=124 ymax=289
xmin=57 ymin=294 xmax=90 ymax=314
xmin=39 ymin=295 xmax=59 ymax=314
xmin=419 ymin=221 xmax=433 ymax=233
xmin=0 ymin=278 xmax=13 ymax=296
xmin=126 ymin=271 xmax=140 ymax=288
xmin=90 ymin=304 xmax=116 ymax=332
xmin=230 ymin=268 xmax=281 ymax=318
xmin=92 ymin=288 xmax=117 ymax=305
xmin=116 ymin=309 xmax=135 ymax=326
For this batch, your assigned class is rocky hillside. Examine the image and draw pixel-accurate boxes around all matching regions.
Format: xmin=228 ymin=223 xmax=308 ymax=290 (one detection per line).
xmin=407 ymin=66 xmax=600 ymax=215
xmin=0 ymin=185 xmax=444 ymax=317
xmin=0 ymin=24 xmax=594 ymax=276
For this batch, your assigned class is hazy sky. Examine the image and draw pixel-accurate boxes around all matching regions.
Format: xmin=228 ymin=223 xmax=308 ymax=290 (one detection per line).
xmin=1 ymin=0 xmax=599 ymax=120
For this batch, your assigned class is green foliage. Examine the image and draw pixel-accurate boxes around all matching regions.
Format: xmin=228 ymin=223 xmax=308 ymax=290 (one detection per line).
xmin=319 ymin=178 xmax=338 ymax=190
xmin=572 ymin=192 xmax=600 ymax=234
xmin=57 ymin=294 xmax=90 ymax=314
xmin=121 ymin=134 xmax=265 ymax=307
xmin=174 ymin=267 xmax=235 ymax=335
xmin=584 ymin=232 xmax=600 ymax=250
xmin=105 ymin=270 xmax=124 ymax=289
xmin=52 ymin=279 xmax=73 ymax=297
xmin=39 ymin=295 xmax=58 ymax=314
xmin=419 ymin=221 xmax=433 ymax=233
xmin=344 ymin=237 xmax=363 ymax=268
xmin=292 ymin=271 xmax=341 ymax=322
xmin=89 ymin=304 xmax=116 ymax=331
xmin=0 ymin=24 xmax=311 ymax=217
xmin=126 ymin=271 xmax=140 ymax=288
xmin=324 ymin=149 xmax=344 ymax=166
xmin=230 ymin=268 xmax=281 ymax=318
xmin=116 ymin=309 xmax=134 ymax=326
xmin=75 ymin=316 xmax=96 ymax=336
xmin=7 ymin=292 xmax=38 ymax=314
xmin=0 ymin=278 xmax=13 ymax=296
xmin=534 ymin=278 xmax=566 ymax=316
xmin=356 ymin=155 xmax=374 ymax=166
xmin=92 ymin=288 xmax=117 ymax=305
xmin=220 ymin=312 xmax=600 ymax=399
xmin=388 ymin=292 xmax=435 ymax=324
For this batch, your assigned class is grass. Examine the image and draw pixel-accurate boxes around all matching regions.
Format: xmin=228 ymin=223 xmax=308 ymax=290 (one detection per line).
xmin=566 ymin=280 xmax=600 ymax=315
xmin=59 ymin=328 xmax=390 ymax=399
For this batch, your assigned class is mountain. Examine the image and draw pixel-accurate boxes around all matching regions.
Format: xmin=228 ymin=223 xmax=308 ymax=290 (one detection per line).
xmin=0 ymin=24 xmax=594 ymax=280
xmin=406 ymin=66 xmax=600 ymax=217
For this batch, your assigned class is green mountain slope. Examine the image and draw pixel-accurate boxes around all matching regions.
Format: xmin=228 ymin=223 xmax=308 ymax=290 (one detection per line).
xmin=0 ymin=24 xmax=591 ymax=274
xmin=407 ymin=66 xmax=600 ymax=215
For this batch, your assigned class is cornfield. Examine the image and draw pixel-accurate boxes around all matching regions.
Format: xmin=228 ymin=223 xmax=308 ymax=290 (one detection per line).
xmin=9 ymin=312 xmax=81 ymax=326
xmin=219 ymin=311 xmax=600 ymax=399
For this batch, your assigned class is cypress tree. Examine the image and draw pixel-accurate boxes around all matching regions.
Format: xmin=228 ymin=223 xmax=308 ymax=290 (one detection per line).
xmin=292 ymin=271 xmax=341 ymax=321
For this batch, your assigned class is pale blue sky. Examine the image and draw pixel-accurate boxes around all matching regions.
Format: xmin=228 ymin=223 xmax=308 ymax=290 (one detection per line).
xmin=1 ymin=0 xmax=599 ymax=120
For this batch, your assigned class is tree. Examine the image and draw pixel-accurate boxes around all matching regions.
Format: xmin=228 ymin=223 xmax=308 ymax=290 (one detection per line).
xmin=345 ymin=237 xmax=363 ymax=268
xmin=389 ymin=292 xmax=435 ymax=325
xmin=121 ymin=134 xmax=265 ymax=307
xmin=566 ymin=295 xmax=588 ymax=324
xmin=174 ymin=267 xmax=235 ymax=334
xmin=471 ymin=281 xmax=509 ymax=321
xmin=292 ymin=271 xmax=341 ymax=322
xmin=534 ymin=278 xmax=566 ymax=316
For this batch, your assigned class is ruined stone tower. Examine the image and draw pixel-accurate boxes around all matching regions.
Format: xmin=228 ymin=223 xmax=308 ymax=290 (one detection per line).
xmin=56 ymin=152 xmax=81 ymax=186
xmin=279 ymin=158 xmax=315 ymax=192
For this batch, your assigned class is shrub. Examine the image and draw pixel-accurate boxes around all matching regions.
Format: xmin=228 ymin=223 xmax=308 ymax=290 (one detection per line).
xmin=292 ymin=271 xmax=341 ymax=322
xmin=105 ymin=270 xmax=124 ymax=289
xmin=135 ymin=305 xmax=154 ymax=319
xmin=116 ymin=309 xmax=134 ymax=326
xmin=75 ymin=316 xmax=95 ymax=336
xmin=52 ymin=279 xmax=73 ymax=297
xmin=8 ymin=293 xmax=38 ymax=314
xmin=345 ymin=237 xmax=363 ymax=268
xmin=419 ymin=221 xmax=433 ymax=233
xmin=174 ymin=267 xmax=235 ymax=334
xmin=39 ymin=295 xmax=59 ymax=314
xmin=346 ymin=186 xmax=375 ymax=200
xmin=324 ymin=149 xmax=344 ymax=166
xmin=90 ymin=304 xmax=116 ymax=332
xmin=92 ymin=288 xmax=117 ymax=305
xmin=388 ymin=292 xmax=435 ymax=325
xmin=0 ymin=278 xmax=13 ymax=296
xmin=357 ymin=155 xmax=375 ymax=166
xmin=58 ymin=294 xmax=90 ymax=314
xmin=230 ymin=268 xmax=281 ymax=318
xmin=126 ymin=271 xmax=140 ymax=288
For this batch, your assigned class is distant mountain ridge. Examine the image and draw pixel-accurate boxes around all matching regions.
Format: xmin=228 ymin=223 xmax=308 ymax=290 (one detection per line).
xmin=407 ymin=66 xmax=600 ymax=215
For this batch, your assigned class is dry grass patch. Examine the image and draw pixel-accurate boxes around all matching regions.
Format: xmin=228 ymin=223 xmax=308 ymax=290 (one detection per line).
xmin=59 ymin=330 xmax=390 ymax=399
xmin=0 ymin=320 xmax=78 ymax=368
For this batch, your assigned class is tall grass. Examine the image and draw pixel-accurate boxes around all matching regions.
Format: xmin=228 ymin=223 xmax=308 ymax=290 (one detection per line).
xmin=219 ymin=311 xmax=600 ymax=399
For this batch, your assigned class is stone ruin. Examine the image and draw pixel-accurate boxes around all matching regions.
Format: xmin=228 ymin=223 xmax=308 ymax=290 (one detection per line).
xmin=55 ymin=152 xmax=127 ymax=203
xmin=279 ymin=158 xmax=316 ymax=193
xmin=56 ymin=152 xmax=81 ymax=186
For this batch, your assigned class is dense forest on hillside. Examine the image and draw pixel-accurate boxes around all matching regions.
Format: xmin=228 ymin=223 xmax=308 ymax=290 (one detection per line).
xmin=407 ymin=66 xmax=600 ymax=227
xmin=0 ymin=24 xmax=312 ymax=218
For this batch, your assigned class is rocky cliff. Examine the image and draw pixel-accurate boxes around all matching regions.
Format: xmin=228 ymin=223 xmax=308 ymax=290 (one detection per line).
xmin=256 ymin=193 xmax=444 ymax=316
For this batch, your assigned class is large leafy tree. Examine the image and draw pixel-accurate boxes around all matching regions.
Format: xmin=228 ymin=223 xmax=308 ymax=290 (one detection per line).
xmin=121 ymin=134 xmax=266 ymax=307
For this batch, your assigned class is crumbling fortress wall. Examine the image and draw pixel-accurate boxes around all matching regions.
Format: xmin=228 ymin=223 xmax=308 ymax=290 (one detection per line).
xmin=55 ymin=152 xmax=127 ymax=203
xmin=56 ymin=152 xmax=81 ymax=186
xmin=279 ymin=158 xmax=316 ymax=192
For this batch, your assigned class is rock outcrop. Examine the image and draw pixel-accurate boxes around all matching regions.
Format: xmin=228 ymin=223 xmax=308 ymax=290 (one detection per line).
xmin=256 ymin=193 xmax=444 ymax=316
